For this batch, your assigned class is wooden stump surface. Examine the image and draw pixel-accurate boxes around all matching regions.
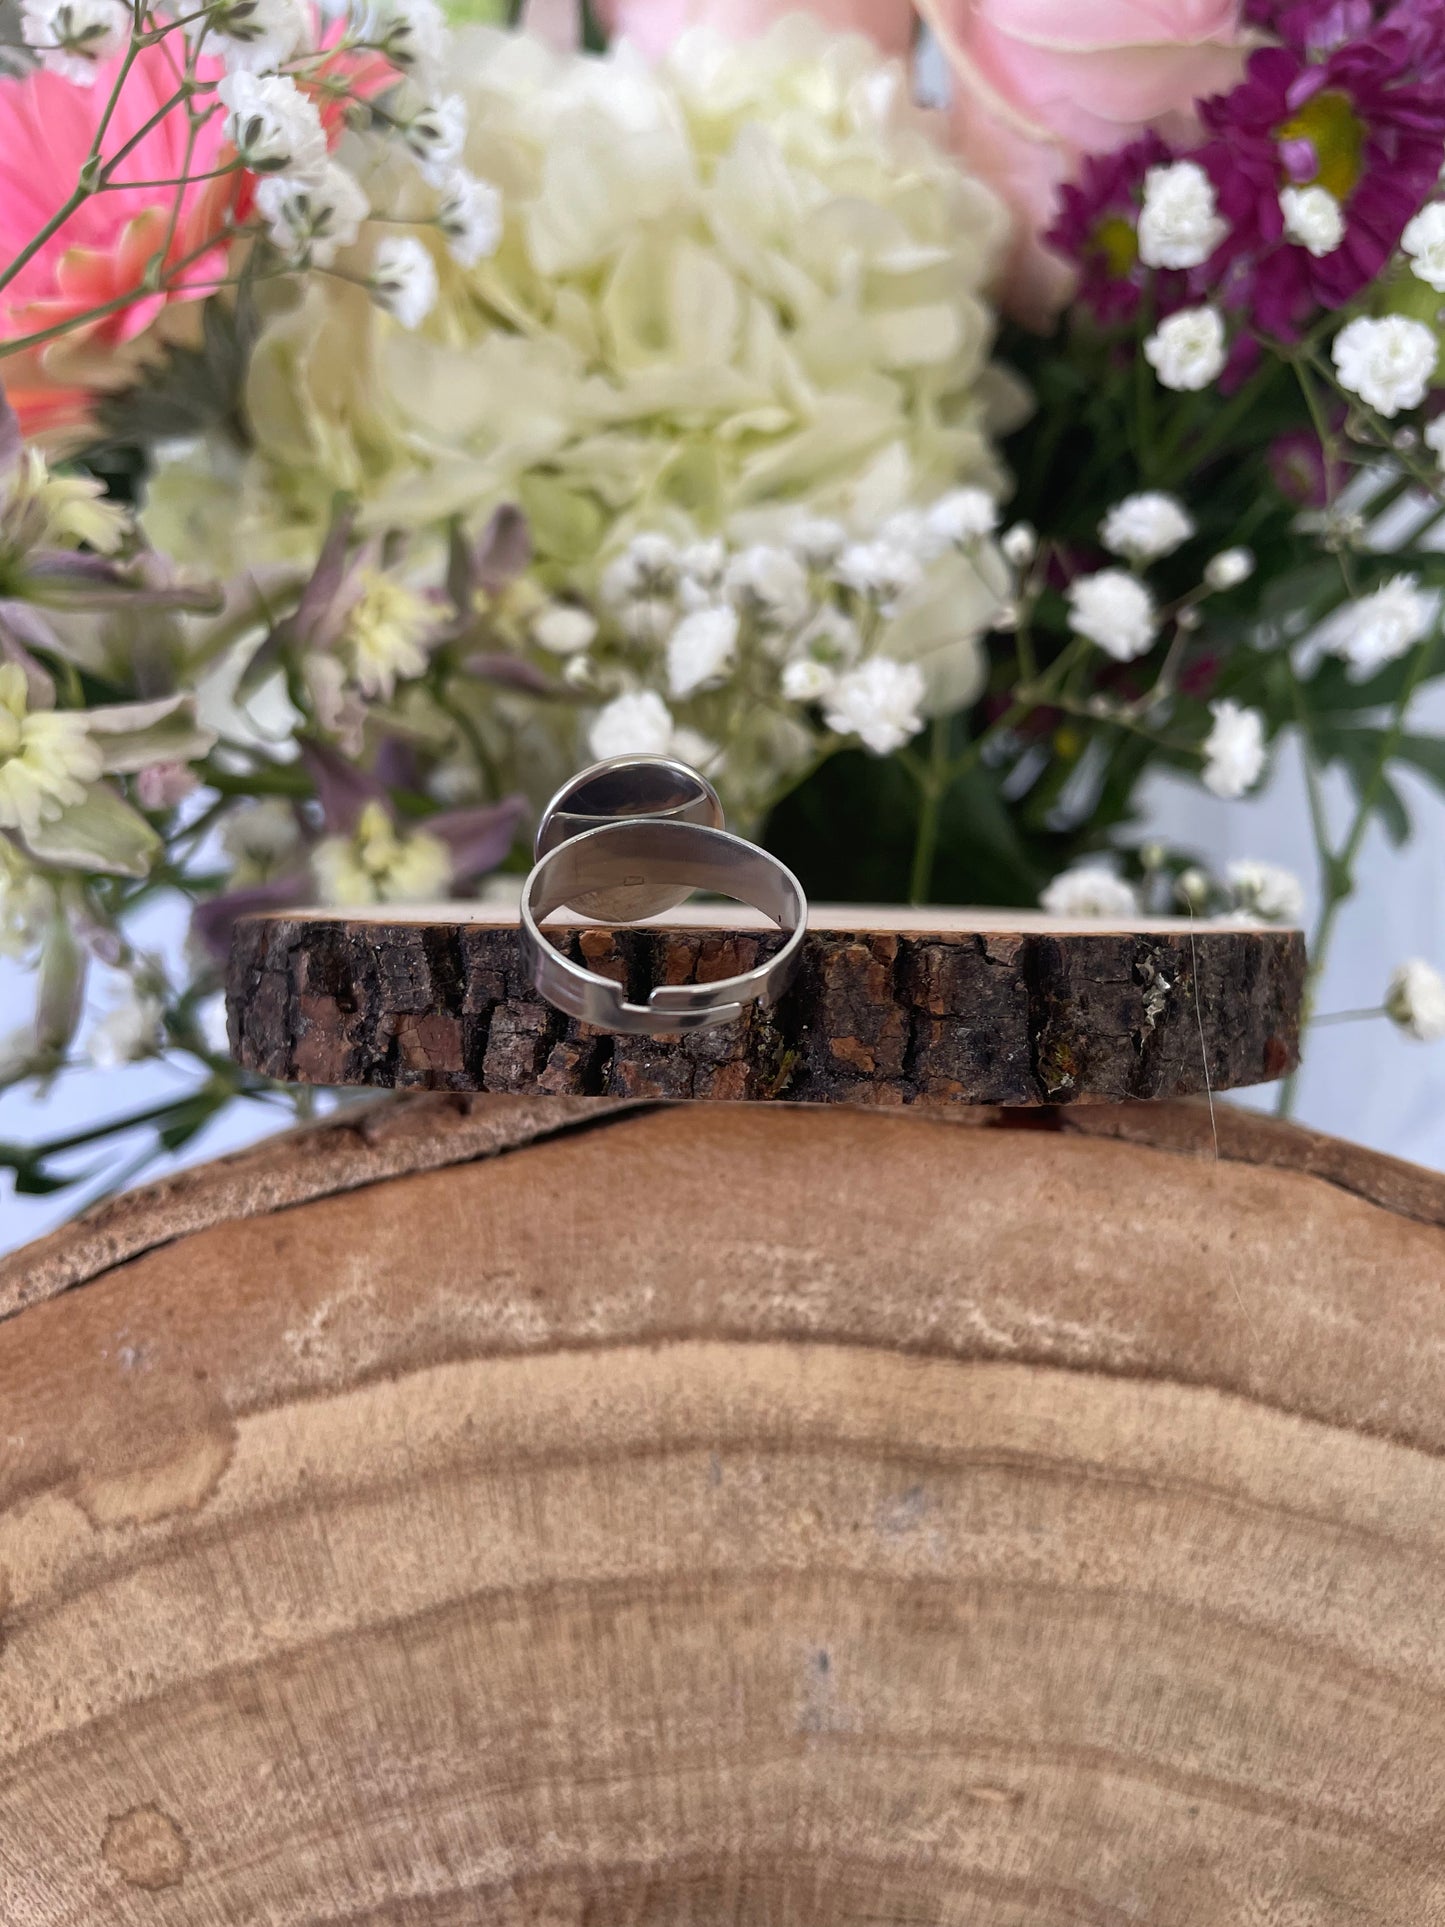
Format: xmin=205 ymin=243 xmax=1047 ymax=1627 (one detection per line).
xmin=229 ymin=905 xmax=1306 ymax=1102
xmin=2 ymin=1095 xmax=1444 ymax=1924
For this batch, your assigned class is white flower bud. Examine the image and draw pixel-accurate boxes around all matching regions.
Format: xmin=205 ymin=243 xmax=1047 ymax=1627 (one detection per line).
xmin=1204 ymin=547 xmax=1254 ymax=591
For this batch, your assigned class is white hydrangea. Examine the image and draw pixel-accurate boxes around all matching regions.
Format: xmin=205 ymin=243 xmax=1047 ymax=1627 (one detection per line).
xmin=86 ymin=984 xmax=166 ymax=1069
xmin=1401 ymin=202 xmax=1445 ymax=293
xmin=1066 ymin=570 xmax=1157 ymax=662
xmin=666 ymin=604 xmax=739 ymax=697
xmin=371 ymin=235 xmax=439 ymax=329
xmin=1319 ymin=573 xmax=1438 ymax=674
xmin=1099 ymin=491 xmax=1195 ymax=563
xmin=195 ymin=0 xmax=306 ymax=74
xmin=1205 ymin=547 xmax=1255 ymax=591
xmin=255 ymin=162 xmax=369 ymax=269
xmin=1280 ymin=184 xmax=1343 ymax=258
xmin=589 ymin=690 xmax=676 ymax=761
xmin=533 ymin=603 xmax=598 ymax=655
xmin=1386 ymin=958 xmax=1445 ymax=1041
xmin=1145 ymin=306 xmax=1227 ymax=392
xmin=1331 ymin=315 xmax=1439 ymax=417
xmin=1138 ymin=161 xmax=1227 ymax=270
xmin=218 ymin=70 xmax=328 ymax=179
xmin=725 ymin=545 xmax=811 ymax=629
xmin=20 ymin=0 xmax=128 ymax=83
xmin=1227 ymin=859 xmax=1305 ymax=924
xmin=1040 ymin=868 xmax=1140 ymax=920
xmin=1202 ymin=699 xmax=1266 ymax=799
xmin=823 ymin=657 xmax=926 ymax=756
xmin=403 ymin=94 xmax=468 ymax=186
xmin=435 ymin=170 xmax=504 ymax=269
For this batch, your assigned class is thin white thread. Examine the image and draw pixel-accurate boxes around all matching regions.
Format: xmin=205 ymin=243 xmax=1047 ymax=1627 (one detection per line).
xmin=1188 ymin=906 xmax=1259 ymax=1349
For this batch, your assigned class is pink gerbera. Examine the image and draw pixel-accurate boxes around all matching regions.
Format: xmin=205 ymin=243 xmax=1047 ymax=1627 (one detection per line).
xmin=0 ymin=40 xmax=248 ymax=441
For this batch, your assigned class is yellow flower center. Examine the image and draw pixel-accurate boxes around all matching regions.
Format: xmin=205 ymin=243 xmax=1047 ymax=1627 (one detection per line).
xmin=1277 ymin=91 xmax=1365 ymax=203
xmin=1092 ymin=215 xmax=1140 ymax=277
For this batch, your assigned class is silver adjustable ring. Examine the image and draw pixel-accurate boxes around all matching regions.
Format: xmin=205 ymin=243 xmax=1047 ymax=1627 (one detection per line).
xmin=519 ymin=756 xmax=808 ymax=1037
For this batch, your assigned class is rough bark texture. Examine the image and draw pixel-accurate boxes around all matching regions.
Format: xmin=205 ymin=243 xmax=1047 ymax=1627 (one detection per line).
xmin=229 ymin=911 xmax=1305 ymax=1102
xmin=2 ymin=1098 xmax=1444 ymax=1925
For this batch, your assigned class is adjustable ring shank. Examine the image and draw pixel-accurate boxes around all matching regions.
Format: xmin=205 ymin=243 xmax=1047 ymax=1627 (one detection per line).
xmin=520 ymin=819 xmax=807 ymax=1035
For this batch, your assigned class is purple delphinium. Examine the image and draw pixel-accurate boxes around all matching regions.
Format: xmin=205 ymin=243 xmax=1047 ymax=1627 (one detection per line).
xmin=1198 ymin=15 xmax=1445 ymax=338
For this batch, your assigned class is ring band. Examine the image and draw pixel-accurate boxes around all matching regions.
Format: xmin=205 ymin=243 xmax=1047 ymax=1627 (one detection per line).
xmin=520 ymin=816 xmax=807 ymax=1035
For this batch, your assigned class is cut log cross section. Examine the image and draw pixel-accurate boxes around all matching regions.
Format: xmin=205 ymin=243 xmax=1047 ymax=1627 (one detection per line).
xmin=229 ymin=905 xmax=1306 ymax=1104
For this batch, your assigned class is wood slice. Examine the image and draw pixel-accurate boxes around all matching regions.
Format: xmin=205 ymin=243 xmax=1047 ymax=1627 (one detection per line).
xmin=228 ymin=904 xmax=1305 ymax=1103
xmin=1 ymin=1097 xmax=1443 ymax=1924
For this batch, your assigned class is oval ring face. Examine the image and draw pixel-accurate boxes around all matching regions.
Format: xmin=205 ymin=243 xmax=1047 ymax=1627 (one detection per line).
xmin=534 ymin=755 xmax=725 ymax=922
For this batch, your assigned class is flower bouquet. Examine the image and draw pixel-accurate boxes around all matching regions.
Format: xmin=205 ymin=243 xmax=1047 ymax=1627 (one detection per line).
xmin=2 ymin=0 xmax=1445 ymax=1201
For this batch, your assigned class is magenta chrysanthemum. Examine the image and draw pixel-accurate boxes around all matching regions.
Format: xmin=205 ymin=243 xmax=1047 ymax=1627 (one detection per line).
xmin=1048 ymin=135 xmax=1192 ymax=324
xmin=1198 ymin=16 xmax=1445 ymax=337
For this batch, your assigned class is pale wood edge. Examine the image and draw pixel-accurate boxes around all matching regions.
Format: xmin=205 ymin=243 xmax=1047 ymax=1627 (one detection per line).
xmin=0 ymin=1094 xmax=652 ymax=1323
xmin=4 ymin=1093 xmax=1442 ymax=1326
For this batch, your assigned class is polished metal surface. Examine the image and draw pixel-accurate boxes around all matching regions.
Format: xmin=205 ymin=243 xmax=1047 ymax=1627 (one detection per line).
xmin=534 ymin=755 xmax=724 ymax=921
xmin=520 ymin=794 xmax=808 ymax=1037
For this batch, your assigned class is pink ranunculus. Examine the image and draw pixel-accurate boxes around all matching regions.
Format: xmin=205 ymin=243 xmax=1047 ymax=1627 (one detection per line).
xmin=0 ymin=41 xmax=244 ymax=443
xmin=596 ymin=0 xmax=917 ymax=60
xmin=917 ymin=0 xmax=1249 ymax=323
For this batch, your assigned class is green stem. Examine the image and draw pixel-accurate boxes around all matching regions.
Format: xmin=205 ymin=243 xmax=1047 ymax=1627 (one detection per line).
xmin=907 ymin=715 xmax=949 ymax=906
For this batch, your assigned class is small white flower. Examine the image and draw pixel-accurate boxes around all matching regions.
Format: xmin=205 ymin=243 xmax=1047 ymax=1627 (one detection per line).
xmin=341 ymin=568 xmax=437 ymax=698
xmin=0 ymin=664 xmax=102 ymax=840
xmin=1280 ymin=184 xmax=1343 ymax=258
xmin=679 ymin=539 xmax=727 ymax=593
xmin=781 ymin=657 xmax=836 ymax=702
xmin=1205 ymin=547 xmax=1255 ymax=591
xmin=221 ymin=797 xmax=299 ymax=882
xmin=925 ymin=486 xmax=999 ymax=547
xmin=255 ymin=162 xmax=368 ymax=268
xmin=1426 ymin=416 xmax=1445 ymax=468
xmin=789 ymin=518 xmax=848 ymax=569
xmin=1401 ymin=202 xmax=1445 ymax=294
xmin=589 ymin=690 xmax=675 ymax=761
xmin=1320 ymin=573 xmax=1438 ymax=674
xmin=1099 ymin=491 xmax=1195 ymax=563
xmin=726 ymin=544 xmax=811 ymax=628
xmin=312 ymin=800 xmax=451 ymax=907
xmin=532 ymin=603 xmax=598 ymax=656
xmin=434 ymin=170 xmax=503 ymax=268
xmin=1144 ymin=306 xmax=1227 ymax=392
xmin=1000 ymin=522 xmax=1037 ymax=568
xmin=823 ymin=657 xmax=926 ymax=756
xmin=1138 ymin=161 xmax=1227 ymax=270
xmin=20 ymin=0 xmax=128 ymax=83
xmin=1202 ymin=699 xmax=1267 ymax=799
xmin=601 ymin=534 xmax=680 ymax=607
xmin=1066 ymin=569 xmax=1157 ymax=662
xmin=403 ymin=94 xmax=468 ymax=186
xmin=666 ymin=604 xmax=739 ymax=697
xmin=86 ymin=985 xmax=165 ymax=1069
xmin=1331 ymin=314 xmax=1439 ymax=418
xmin=366 ymin=0 xmax=445 ymax=83
xmin=370 ymin=235 xmax=439 ymax=329
xmin=195 ymin=0 xmax=306 ymax=74
xmin=1175 ymin=866 xmax=1212 ymax=912
xmin=1040 ymin=868 xmax=1140 ymax=920
xmin=1226 ymin=859 xmax=1305 ymax=925
xmin=834 ymin=539 xmax=923 ymax=612
xmin=219 ymin=70 xmax=328 ymax=179
xmin=1386 ymin=958 xmax=1445 ymax=1041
